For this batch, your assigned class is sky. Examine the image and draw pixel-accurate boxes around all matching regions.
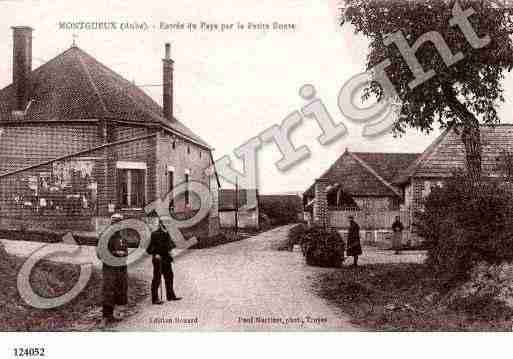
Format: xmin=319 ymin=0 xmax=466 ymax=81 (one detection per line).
xmin=0 ymin=0 xmax=512 ymax=194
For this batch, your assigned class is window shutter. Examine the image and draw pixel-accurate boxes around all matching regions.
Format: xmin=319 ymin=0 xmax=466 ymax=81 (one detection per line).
xmin=117 ymin=169 xmax=128 ymax=207
xmin=131 ymin=170 xmax=146 ymax=208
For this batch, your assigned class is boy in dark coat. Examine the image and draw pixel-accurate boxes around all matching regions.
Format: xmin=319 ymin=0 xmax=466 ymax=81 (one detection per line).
xmin=147 ymin=217 xmax=181 ymax=304
xmin=100 ymin=213 xmax=128 ymax=325
xmin=346 ymin=216 xmax=362 ymax=267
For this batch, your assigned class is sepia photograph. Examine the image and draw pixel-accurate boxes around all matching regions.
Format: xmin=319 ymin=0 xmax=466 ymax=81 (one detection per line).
xmin=0 ymin=0 xmax=512 ymax=357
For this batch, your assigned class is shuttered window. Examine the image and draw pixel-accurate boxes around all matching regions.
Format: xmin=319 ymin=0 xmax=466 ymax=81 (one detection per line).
xmin=131 ymin=170 xmax=145 ymax=208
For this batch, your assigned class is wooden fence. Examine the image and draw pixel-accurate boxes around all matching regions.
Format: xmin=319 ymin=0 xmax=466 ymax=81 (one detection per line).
xmin=329 ymin=209 xmax=409 ymax=230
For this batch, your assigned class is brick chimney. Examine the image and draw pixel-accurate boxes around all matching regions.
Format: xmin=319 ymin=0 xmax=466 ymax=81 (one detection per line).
xmin=12 ymin=26 xmax=33 ymax=112
xmin=162 ymin=43 xmax=174 ymax=121
xmin=313 ymin=178 xmax=329 ymax=228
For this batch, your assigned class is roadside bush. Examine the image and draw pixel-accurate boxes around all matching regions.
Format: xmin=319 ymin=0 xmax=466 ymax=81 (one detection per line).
xmin=300 ymin=227 xmax=345 ymax=268
xmin=416 ymin=173 xmax=513 ymax=285
xmin=277 ymin=223 xmax=306 ymax=251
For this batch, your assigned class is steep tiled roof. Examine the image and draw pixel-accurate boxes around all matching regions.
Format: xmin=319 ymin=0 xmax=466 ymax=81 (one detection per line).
xmin=393 ymin=125 xmax=513 ymax=183
xmin=353 ymin=152 xmax=420 ymax=184
xmin=0 ymin=46 xmax=210 ymax=148
xmin=304 ymin=150 xmax=420 ymax=198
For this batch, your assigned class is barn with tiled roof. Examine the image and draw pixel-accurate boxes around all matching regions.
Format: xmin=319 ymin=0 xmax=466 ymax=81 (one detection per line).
xmin=393 ymin=124 xmax=513 ymax=213
xmin=304 ymin=149 xmax=420 ymax=212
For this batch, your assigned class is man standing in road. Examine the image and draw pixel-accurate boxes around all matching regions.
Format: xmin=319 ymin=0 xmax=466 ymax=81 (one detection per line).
xmin=147 ymin=215 xmax=181 ymax=304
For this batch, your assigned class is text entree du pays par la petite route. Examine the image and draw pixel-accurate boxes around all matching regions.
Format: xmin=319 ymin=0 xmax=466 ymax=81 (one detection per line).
xmin=58 ymin=20 xmax=297 ymax=32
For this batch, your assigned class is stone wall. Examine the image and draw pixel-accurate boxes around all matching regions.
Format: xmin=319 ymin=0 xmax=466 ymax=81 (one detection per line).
xmin=98 ymin=125 xmax=156 ymax=216
xmin=155 ymin=131 xmax=212 ymax=211
xmin=313 ymin=178 xmax=329 ymax=228
xmin=156 ymin=131 xmax=220 ymax=236
xmin=0 ymin=122 xmax=220 ymax=239
xmin=0 ymin=123 xmax=100 ymax=175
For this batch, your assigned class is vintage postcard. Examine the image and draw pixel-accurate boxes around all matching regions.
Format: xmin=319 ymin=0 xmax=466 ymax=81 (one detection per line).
xmin=0 ymin=0 xmax=512 ymax=354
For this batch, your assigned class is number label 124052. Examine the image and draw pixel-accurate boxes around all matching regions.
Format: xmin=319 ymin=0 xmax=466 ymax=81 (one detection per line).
xmin=13 ymin=348 xmax=45 ymax=357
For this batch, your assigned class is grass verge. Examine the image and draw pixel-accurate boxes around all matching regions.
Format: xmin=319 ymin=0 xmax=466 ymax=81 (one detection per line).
xmin=312 ymin=263 xmax=513 ymax=331
xmin=0 ymin=249 xmax=148 ymax=331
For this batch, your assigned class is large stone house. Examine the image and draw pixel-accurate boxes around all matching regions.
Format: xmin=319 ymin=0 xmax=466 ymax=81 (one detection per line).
xmin=0 ymin=26 xmax=220 ymax=239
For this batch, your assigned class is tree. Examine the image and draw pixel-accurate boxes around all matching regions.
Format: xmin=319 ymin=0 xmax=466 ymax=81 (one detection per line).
xmin=341 ymin=0 xmax=513 ymax=183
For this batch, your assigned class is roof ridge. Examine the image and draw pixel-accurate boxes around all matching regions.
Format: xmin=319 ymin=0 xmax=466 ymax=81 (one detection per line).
xmin=75 ymin=49 xmax=110 ymax=117
xmin=349 ymin=152 xmax=401 ymax=197
xmin=392 ymin=128 xmax=452 ymax=184
xmin=302 ymin=149 xmax=349 ymax=196
xmin=74 ymin=48 xmax=212 ymax=146
xmin=74 ymin=49 xmax=213 ymax=147
xmin=73 ymin=47 xmax=165 ymax=121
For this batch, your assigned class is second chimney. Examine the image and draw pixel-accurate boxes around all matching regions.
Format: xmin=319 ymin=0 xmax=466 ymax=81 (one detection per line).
xmin=12 ymin=26 xmax=33 ymax=112
xmin=162 ymin=43 xmax=174 ymax=121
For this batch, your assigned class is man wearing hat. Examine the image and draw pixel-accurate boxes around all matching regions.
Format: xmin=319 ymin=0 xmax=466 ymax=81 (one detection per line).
xmin=147 ymin=214 xmax=181 ymax=304
xmin=99 ymin=213 xmax=129 ymax=325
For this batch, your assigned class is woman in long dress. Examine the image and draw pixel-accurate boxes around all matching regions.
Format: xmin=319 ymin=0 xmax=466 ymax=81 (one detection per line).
xmin=346 ymin=216 xmax=362 ymax=267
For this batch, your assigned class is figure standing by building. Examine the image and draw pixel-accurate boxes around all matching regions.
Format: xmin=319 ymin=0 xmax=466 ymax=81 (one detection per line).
xmin=392 ymin=215 xmax=404 ymax=254
xmin=98 ymin=213 xmax=129 ymax=326
xmin=147 ymin=215 xmax=181 ymax=304
xmin=346 ymin=216 xmax=362 ymax=267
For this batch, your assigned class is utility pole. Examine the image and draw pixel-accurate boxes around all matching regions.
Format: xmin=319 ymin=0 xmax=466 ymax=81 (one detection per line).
xmin=235 ymin=176 xmax=239 ymax=235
